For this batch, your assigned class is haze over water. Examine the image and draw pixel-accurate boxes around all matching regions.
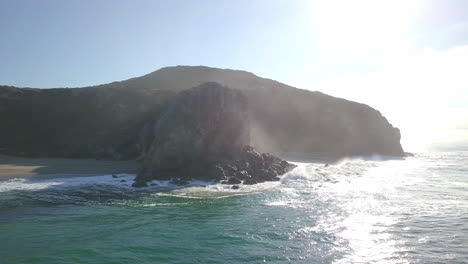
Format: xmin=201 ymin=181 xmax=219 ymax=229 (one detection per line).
xmin=1 ymin=143 xmax=466 ymax=264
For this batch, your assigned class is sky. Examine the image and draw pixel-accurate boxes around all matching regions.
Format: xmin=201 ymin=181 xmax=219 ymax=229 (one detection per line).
xmin=1 ymin=0 xmax=467 ymax=149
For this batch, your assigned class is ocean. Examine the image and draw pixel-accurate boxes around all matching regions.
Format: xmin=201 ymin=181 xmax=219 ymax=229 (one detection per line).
xmin=1 ymin=145 xmax=467 ymax=264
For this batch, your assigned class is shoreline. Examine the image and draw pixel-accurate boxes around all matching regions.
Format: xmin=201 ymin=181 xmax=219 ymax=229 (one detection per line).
xmin=0 ymin=154 xmax=139 ymax=181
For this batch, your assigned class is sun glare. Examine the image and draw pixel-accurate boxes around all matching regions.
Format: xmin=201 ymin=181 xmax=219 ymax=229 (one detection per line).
xmin=313 ymin=0 xmax=419 ymax=55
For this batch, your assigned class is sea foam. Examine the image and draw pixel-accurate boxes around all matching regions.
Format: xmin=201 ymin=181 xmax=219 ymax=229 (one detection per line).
xmin=0 ymin=173 xmax=136 ymax=192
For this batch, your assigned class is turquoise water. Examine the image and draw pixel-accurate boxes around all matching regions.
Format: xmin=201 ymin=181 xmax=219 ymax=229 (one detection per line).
xmin=1 ymin=148 xmax=467 ymax=263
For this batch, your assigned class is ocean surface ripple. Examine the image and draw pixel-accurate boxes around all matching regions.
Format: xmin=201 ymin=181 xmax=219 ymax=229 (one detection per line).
xmin=1 ymin=148 xmax=467 ymax=264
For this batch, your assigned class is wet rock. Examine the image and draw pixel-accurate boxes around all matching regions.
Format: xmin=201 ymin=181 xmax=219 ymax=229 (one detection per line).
xmin=120 ymin=180 xmax=126 ymax=182
xmin=243 ymin=177 xmax=257 ymax=185
xmin=231 ymin=185 xmax=240 ymax=190
xmin=227 ymin=177 xmax=242 ymax=184
xmin=132 ymin=181 xmax=147 ymax=188
xmin=170 ymin=178 xmax=189 ymax=185
xmin=112 ymin=174 xmax=119 ymax=178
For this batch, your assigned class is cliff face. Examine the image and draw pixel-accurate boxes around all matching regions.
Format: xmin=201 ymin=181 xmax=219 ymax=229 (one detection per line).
xmin=135 ymin=82 xmax=294 ymax=186
xmin=140 ymin=83 xmax=249 ymax=178
xmin=0 ymin=85 xmax=174 ymax=159
xmin=0 ymin=66 xmax=404 ymax=159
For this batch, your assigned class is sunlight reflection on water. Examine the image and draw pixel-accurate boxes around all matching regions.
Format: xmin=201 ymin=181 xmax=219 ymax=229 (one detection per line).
xmin=1 ymin=151 xmax=467 ymax=263
xmin=281 ymin=158 xmax=428 ymax=264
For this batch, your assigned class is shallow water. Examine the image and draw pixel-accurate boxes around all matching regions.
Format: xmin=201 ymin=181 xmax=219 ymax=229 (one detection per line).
xmin=1 ymin=148 xmax=467 ymax=263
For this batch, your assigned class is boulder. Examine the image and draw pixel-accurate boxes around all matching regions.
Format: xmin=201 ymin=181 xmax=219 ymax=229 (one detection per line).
xmin=134 ymin=82 xmax=295 ymax=186
xmin=132 ymin=181 xmax=148 ymax=188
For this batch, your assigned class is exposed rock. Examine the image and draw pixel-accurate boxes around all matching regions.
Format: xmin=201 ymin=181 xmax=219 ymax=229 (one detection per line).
xmin=0 ymin=65 xmax=404 ymax=160
xmin=135 ymin=82 xmax=295 ymax=185
xmin=205 ymin=146 xmax=294 ymax=184
xmin=227 ymin=177 xmax=242 ymax=184
xmin=132 ymin=181 xmax=148 ymax=188
xmin=231 ymin=185 xmax=240 ymax=190
xmin=169 ymin=178 xmax=189 ymax=185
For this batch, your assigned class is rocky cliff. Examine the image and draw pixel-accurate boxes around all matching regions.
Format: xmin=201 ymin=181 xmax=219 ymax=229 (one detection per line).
xmin=0 ymin=65 xmax=404 ymax=160
xmin=134 ymin=82 xmax=294 ymax=186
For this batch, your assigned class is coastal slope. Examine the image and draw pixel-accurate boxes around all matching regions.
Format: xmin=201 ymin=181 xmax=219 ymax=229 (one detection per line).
xmin=0 ymin=66 xmax=404 ymax=160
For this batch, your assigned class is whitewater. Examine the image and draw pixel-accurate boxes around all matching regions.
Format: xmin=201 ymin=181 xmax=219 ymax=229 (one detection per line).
xmin=1 ymin=145 xmax=467 ymax=264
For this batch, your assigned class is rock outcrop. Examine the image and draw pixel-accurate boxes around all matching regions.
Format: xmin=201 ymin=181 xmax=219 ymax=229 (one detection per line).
xmin=0 ymin=65 xmax=405 ymax=160
xmin=133 ymin=83 xmax=295 ymax=187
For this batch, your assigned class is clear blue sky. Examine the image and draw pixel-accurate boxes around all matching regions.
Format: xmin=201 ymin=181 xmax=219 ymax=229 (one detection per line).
xmin=1 ymin=0 xmax=466 ymax=88
xmin=1 ymin=0 xmax=318 ymax=88
xmin=1 ymin=0 xmax=467 ymax=145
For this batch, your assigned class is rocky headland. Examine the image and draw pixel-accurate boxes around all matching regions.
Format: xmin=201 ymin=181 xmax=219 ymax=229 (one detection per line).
xmin=0 ymin=66 xmax=405 ymax=185
xmin=133 ymin=83 xmax=295 ymax=187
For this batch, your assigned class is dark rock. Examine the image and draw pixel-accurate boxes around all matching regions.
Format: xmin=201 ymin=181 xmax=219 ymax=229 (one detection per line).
xmin=243 ymin=178 xmax=257 ymax=185
xmin=227 ymin=177 xmax=242 ymax=184
xmin=206 ymin=164 xmax=226 ymax=181
xmin=135 ymin=83 xmax=295 ymax=185
xmin=141 ymin=82 xmax=249 ymax=174
xmin=150 ymin=183 xmax=158 ymax=186
xmin=231 ymin=185 xmax=240 ymax=190
xmin=120 ymin=180 xmax=126 ymax=182
xmin=132 ymin=181 xmax=148 ymax=188
xmin=112 ymin=174 xmax=119 ymax=178
xmin=170 ymin=178 xmax=189 ymax=185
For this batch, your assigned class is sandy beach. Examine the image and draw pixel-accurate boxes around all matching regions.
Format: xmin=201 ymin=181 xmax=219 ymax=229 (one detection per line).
xmin=0 ymin=154 xmax=139 ymax=181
